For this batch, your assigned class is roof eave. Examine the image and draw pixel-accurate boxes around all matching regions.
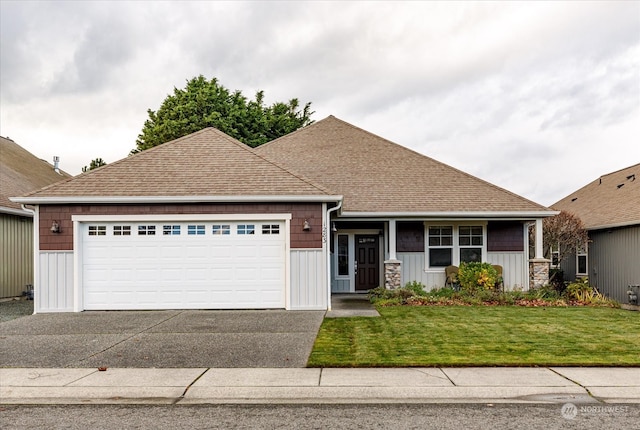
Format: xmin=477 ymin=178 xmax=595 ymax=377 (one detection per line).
xmin=339 ymin=210 xmax=558 ymax=219
xmin=10 ymin=195 xmax=344 ymax=205
xmin=586 ymin=220 xmax=640 ymax=230
xmin=0 ymin=205 xmax=33 ymax=217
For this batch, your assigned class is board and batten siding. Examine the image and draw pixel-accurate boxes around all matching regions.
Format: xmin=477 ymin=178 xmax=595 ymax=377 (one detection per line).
xmin=1 ymin=214 xmax=33 ymax=298
xmin=37 ymin=251 xmax=74 ymax=312
xmin=588 ymin=225 xmax=640 ymax=304
xmin=290 ymin=249 xmax=326 ymax=310
xmin=398 ymin=251 xmax=528 ymax=291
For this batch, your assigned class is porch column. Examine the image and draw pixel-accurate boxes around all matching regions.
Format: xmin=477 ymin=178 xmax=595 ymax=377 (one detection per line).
xmin=535 ymin=218 xmax=544 ymax=259
xmin=384 ymin=219 xmax=402 ymax=289
xmin=529 ymin=218 xmax=550 ymax=289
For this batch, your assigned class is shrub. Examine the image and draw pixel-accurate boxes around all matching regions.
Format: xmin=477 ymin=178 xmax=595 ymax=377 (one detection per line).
xmin=457 ymin=262 xmax=499 ymax=292
xmin=404 ymin=281 xmax=428 ymax=297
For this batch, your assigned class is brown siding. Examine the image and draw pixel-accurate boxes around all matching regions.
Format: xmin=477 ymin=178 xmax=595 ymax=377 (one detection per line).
xmin=487 ymin=221 xmax=524 ymax=252
xmin=39 ymin=203 xmax=323 ymax=250
xmin=397 ymin=221 xmax=424 ymax=252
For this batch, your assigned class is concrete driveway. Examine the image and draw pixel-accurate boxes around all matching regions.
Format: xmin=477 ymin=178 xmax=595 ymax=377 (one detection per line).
xmin=0 ymin=310 xmax=325 ymax=368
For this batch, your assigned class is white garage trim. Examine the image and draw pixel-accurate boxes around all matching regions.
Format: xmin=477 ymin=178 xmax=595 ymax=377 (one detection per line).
xmin=72 ymin=214 xmax=291 ymax=311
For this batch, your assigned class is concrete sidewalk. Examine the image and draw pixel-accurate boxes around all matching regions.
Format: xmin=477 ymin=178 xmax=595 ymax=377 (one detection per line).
xmin=1 ymin=367 xmax=639 ymax=405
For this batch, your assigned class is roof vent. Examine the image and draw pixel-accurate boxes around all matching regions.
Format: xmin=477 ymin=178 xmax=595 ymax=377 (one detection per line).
xmin=571 ymin=197 xmax=578 ymax=202
xmin=617 ymin=183 xmax=624 ymax=189
xmin=627 ymin=174 xmax=636 ymax=181
xmin=53 ymin=156 xmax=60 ymax=174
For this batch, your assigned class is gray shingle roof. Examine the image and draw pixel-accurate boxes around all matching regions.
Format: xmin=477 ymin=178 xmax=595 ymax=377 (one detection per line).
xmin=20 ymin=128 xmax=334 ymax=200
xmin=256 ymin=116 xmax=551 ymax=214
xmin=552 ymin=163 xmax=640 ymax=229
xmin=1 ymin=136 xmax=70 ymax=212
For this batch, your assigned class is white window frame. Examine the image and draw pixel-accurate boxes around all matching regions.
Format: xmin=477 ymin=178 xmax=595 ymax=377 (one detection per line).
xmin=424 ymin=222 xmax=487 ymax=271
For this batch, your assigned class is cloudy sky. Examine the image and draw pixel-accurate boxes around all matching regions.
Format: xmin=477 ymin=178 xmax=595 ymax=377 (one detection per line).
xmin=1 ymin=1 xmax=638 ymax=206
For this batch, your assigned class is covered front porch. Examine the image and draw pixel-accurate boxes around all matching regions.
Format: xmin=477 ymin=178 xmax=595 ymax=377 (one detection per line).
xmin=329 ymin=218 xmax=548 ymax=293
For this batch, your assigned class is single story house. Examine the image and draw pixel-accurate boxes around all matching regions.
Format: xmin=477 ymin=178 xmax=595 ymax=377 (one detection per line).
xmin=1 ymin=136 xmax=70 ymax=298
xmin=12 ymin=116 xmax=555 ymax=313
xmin=552 ymin=163 xmax=640 ymax=303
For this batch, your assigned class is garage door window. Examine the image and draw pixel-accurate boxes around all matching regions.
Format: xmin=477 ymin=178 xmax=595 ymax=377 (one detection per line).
xmin=163 ymin=225 xmax=181 ymax=235
xmin=187 ymin=225 xmax=206 ymax=235
xmin=237 ymin=224 xmax=255 ymax=235
xmin=262 ymin=224 xmax=280 ymax=235
xmin=138 ymin=225 xmax=156 ymax=235
xmin=212 ymin=224 xmax=231 ymax=235
xmin=88 ymin=225 xmax=106 ymax=236
xmin=113 ymin=226 xmax=131 ymax=236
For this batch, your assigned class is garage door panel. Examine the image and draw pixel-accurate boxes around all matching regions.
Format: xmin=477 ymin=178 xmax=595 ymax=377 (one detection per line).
xmin=82 ymin=220 xmax=286 ymax=310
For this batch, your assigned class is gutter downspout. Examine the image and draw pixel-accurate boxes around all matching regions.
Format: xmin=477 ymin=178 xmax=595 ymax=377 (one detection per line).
xmin=326 ymin=200 xmax=343 ymax=311
xmin=21 ymin=204 xmax=38 ymax=315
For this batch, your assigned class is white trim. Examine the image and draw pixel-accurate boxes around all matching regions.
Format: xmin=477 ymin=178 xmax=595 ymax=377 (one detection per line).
xmin=72 ymin=213 xmax=292 ymax=222
xmin=341 ymin=211 xmax=558 ymax=219
xmin=424 ymin=221 xmax=488 ymax=271
xmin=284 ymin=218 xmax=291 ymax=310
xmin=0 ymin=206 xmax=33 ymax=217
xmin=72 ymin=213 xmax=292 ymax=311
xmin=73 ymin=219 xmax=82 ymax=312
xmin=21 ymin=205 xmax=38 ymax=313
xmin=13 ymin=195 xmax=343 ymax=204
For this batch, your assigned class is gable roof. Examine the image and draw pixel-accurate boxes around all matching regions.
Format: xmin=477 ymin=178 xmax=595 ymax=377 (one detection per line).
xmin=256 ymin=116 xmax=552 ymax=216
xmin=552 ymin=163 xmax=640 ymax=229
xmin=15 ymin=128 xmax=337 ymax=204
xmin=1 ymin=136 xmax=70 ymax=215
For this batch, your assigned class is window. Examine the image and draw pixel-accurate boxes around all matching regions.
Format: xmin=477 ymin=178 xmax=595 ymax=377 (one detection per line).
xmin=576 ymin=244 xmax=588 ymax=276
xmin=425 ymin=224 xmax=486 ymax=269
xmin=337 ymin=234 xmax=349 ymax=276
xmin=187 ymin=225 xmax=205 ymax=235
xmin=163 ymin=225 xmax=181 ymax=235
xmin=212 ymin=224 xmax=231 ymax=235
xmin=550 ymin=243 xmax=560 ymax=269
xmin=138 ymin=225 xmax=156 ymax=236
xmin=113 ymin=225 xmax=131 ymax=236
xmin=88 ymin=225 xmax=106 ymax=236
xmin=459 ymin=226 xmax=483 ymax=263
xmin=427 ymin=226 xmax=453 ymax=267
xmin=262 ymin=224 xmax=280 ymax=235
xmin=237 ymin=224 xmax=255 ymax=235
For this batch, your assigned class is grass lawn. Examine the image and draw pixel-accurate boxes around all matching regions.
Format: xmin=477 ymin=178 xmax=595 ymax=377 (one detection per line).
xmin=308 ymin=306 xmax=640 ymax=367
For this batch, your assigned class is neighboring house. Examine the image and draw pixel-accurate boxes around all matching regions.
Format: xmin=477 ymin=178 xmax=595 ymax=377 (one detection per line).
xmin=552 ymin=163 xmax=640 ymax=303
xmin=12 ymin=116 xmax=555 ymax=313
xmin=1 ymin=136 xmax=70 ymax=298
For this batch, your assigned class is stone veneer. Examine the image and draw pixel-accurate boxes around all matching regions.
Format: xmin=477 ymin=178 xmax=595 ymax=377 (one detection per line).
xmin=529 ymin=258 xmax=550 ymax=289
xmin=384 ymin=260 xmax=402 ymax=289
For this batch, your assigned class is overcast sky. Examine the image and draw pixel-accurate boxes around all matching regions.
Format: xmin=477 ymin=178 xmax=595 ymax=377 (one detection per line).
xmin=1 ymin=1 xmax=638 ymax=206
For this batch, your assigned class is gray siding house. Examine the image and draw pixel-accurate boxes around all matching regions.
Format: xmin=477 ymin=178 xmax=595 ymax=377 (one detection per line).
xmin=552 ymin=163 xmax=640 ymax=303
xmin=0 ymin=136 xmax=70 ymax=298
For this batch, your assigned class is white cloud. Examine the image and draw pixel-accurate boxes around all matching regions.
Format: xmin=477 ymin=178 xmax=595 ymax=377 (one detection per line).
xmin=1 ymin=0 xmax=638 ymax=206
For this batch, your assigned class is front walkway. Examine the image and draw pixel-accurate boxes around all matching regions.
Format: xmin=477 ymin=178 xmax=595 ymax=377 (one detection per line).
xmin=326 ymin=294 xmax=380 ymax=318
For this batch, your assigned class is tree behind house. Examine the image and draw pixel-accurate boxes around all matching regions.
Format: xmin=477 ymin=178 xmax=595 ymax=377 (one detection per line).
xmin=133 ymin=75 xmax=314 ymax=153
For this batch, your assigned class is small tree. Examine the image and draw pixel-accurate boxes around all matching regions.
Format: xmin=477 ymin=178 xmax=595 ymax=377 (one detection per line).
xmin=539 ymin=211 xmax=589 ymax=280
xmin=82 ymin=158 xmax=107 ymax=172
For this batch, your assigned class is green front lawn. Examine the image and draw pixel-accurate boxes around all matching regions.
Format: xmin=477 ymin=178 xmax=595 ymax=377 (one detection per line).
xmin=308 ymin=306 xmax=640 ymax=367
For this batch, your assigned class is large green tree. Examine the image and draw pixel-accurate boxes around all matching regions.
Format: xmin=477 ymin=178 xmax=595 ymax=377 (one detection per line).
xmin=133 ymin=76 xmax=314 ymax=153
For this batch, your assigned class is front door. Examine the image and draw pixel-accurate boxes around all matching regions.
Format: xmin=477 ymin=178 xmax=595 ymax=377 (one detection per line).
xmin=355 ymin=235 xmax=379 ymax=291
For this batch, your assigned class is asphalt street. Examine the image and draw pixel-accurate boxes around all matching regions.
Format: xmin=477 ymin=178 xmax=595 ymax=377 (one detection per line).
xmin=1 ymin=404 xmax=637 ymax=430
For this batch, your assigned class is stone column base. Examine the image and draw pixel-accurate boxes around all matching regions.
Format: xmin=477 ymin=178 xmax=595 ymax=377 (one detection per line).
xmin=529 ymin=258 xmax=551 ymax=289
xmin=384 ymin=260 xmax=402 ymax=289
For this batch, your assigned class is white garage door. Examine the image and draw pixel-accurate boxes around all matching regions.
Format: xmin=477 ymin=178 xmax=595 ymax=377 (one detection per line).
xmin=81 ymin=220 xmax=286 ymax=310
